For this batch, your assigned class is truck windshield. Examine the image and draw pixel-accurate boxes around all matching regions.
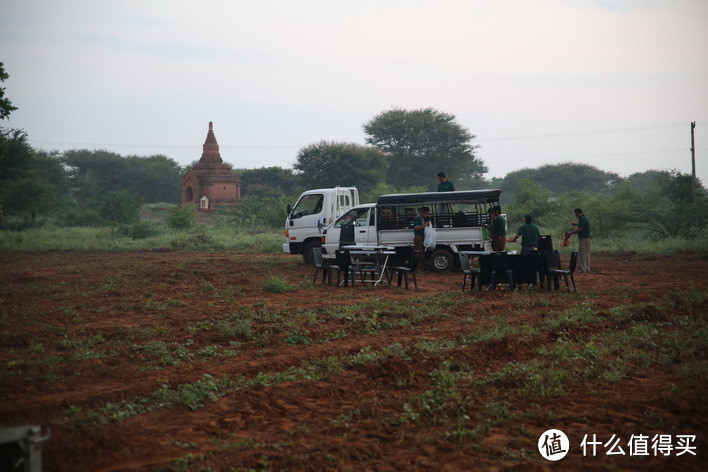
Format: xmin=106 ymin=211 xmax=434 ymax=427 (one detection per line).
xmin=334 ymin=208 xmax=369 ymax=228
xmin=291 ymin=194 xmax=323 ymax=219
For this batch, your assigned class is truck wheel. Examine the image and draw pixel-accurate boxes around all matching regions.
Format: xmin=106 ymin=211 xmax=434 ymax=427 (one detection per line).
xmin=428 ymin=248 xmax=454 ymax=272
xmin=302 ymin=241 xmax=321 ymax=265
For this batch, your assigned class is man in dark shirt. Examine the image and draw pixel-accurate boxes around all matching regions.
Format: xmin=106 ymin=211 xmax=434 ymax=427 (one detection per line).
xmin=487 ymin=206 xmax=506 ymax=251
xmin=413 ymin=207 xmax=431 ymax=253
xmin=507 ymin=214 xmax=541 ymax=254
xmin=437 ymin=172 xmax=455 ymax=192
xmin=568 ymin=208 xmax=591 ymax=273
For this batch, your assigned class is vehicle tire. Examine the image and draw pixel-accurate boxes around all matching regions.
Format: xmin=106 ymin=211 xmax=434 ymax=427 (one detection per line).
xmin=302 ymin=241 xmax=321 ymax=266
xmin=428 ymin=248 xmax=454 ymax=272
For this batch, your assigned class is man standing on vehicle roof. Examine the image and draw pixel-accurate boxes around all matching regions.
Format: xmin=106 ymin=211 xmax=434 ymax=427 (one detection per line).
xmin=566 ymin=208 xmax=591 ymax=273
xmin=437 ymin=172 xmax=455 ymax=192
xmin=487 ymin=206 xmax=506 ymax=252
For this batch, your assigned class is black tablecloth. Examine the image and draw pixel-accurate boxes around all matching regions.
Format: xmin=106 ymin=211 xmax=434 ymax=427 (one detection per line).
xmin=476 ymin=253 xmax=544 ymax=285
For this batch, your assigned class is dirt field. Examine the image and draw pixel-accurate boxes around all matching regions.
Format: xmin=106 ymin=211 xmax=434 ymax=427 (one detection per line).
xmin=1 ymin=251 xmax=706 ymax=471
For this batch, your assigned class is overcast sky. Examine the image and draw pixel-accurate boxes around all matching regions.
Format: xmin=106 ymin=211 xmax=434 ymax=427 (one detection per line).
xmin=3 ymin=0 xmax=707 ymax=185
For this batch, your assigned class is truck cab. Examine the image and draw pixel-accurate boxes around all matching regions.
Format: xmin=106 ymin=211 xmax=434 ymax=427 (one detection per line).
xmin=283 ymin=187 xmax=359 ymax=264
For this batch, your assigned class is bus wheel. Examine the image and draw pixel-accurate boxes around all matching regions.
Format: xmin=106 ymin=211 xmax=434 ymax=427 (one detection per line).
xmin=429 ymin=248 xmax=453 ymax=272
xmin=302 ymin=241 xmax=321 ymax=265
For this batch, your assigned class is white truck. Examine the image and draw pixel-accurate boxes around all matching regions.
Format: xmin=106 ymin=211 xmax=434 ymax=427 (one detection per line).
xmin=283 ymin=187 xmax=359 ymax=264
xmin=321 ymin=189 xmax=502 ymax=271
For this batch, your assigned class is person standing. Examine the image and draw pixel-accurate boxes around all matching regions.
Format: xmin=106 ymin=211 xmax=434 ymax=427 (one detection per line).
xmin=507 ymin=214 xmax=541 ymax=254
xmin=413 ymin=206 xmax=431 ymax=253
xmin=567 ymin=208 xmax=591 ymax=273
xmin=487 ymin=206 xmax=506 ymax=251
xmin=437 ymin=172 xmax=455 ymax=192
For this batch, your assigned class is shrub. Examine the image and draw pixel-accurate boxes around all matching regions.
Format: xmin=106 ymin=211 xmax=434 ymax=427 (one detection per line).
xmin=263 ymin=276 xmax=295 ymax=293
xmin=64 ymin=208 xmax=103 ymax=227
xmin=169 ymin=231 xmax=217 ymax=250
xmin=115 ymin=221 xmax=161 ymax=239
xmin=166 ymin=204 xmax=198 ymax=229
xmin=98 ymin=190 xmax=142 ymax=224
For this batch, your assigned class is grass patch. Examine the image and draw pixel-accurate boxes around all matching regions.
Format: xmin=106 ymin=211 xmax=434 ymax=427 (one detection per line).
xmin=154 ymin=374 xmax=236 ymax=410
xmin=262 ymin=276 xmax=296 ymax=293
xmin=0 ymin=225 xmax=283 ymax=252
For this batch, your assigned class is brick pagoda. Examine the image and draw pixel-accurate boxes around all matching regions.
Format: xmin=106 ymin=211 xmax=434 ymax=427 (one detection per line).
xmin=181 ymin=122 xmax=241 ymax=210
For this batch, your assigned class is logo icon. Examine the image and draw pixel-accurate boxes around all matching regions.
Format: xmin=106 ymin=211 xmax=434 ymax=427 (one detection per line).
xmin=538 ymin=429 xmax=569 ymax=461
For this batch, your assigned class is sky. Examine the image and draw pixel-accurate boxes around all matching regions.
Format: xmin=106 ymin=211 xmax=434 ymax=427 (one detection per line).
xmin=2 ymin=0 xmax=707 ymax=185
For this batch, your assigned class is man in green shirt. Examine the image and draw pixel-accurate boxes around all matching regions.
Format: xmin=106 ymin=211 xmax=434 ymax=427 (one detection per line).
xmin=487 ymin=206 xmax=506 ymax=251
xmin=568 ymin=208 xmax=591 ymax=273
xmin=413 ymin=206 xmax=431 ymax=253
xmin=507 ymin=214 xmax=541 ymax=254
xmin=437 ymin=172 xmax=455 ymax=192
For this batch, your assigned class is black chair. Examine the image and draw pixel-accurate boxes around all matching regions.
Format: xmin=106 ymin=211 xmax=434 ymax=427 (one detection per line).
xmin=348 ymin=254 xmax=381 ymax=285
xmin=312 ymin=247 xmax=340 ymax=286
xmin=538 ymin=235 xmax=553 ymax=252
xmin=335 ymin=249 xmax=352 ymax=286
xmin=459 ymin=254 xmax=481 ymax=291
xmin=489 ymin=252 xmax=515 ymax=290
xmin=548 ymin=251 xmax=577 ymax=291
xmin=542 ymin=250 xmax=573 ymax=291
xmin=387 ymin=246 xmax=419 ymax=290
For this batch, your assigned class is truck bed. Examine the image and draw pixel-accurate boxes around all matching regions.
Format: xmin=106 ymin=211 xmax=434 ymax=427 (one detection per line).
xmin=378 ymin=227 xmax=484 ymax=247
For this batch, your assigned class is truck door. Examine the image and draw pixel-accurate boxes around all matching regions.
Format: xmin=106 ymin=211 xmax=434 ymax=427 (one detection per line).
xmin=353 ymin=208 xmax=375 ymax=245
xmin=289 ymin=193 xmax=325 ymax=231
xmin=330 ymin=207 xmax=371 ymax=247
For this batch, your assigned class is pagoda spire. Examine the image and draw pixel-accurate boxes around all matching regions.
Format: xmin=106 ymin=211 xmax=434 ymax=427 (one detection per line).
xmin=199 ymin=121 xmax=222 ymax=164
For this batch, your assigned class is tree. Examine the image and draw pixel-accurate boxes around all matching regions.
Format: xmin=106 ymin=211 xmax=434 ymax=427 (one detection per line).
xmin=364 ymin=107 xmax=487 ymax=189
xmin=651 ymin=171 xmax=707 ymax=238
xmin=294 ymin=141 xmax=386 ymax=193
xmin=614 ymin=170 xmax=707 ymax=238
xmin=235 ymin=166 xmax=302 ymax=197
xmin=621 ymin=170 xmax=670 ymax=194
xmin=505 ymin=178 xmax=558 ymax=227
xmin=0 ymin=63 xmax=17 ymax=121
xmin=63 ymin=150 xmax=182 ymax=204
xmin=97 ymin=190 xmax=141 ymax=224
xmin=0 ymin=65 xmax=66 ymax=226
xmin=499 ymin=163 xmax=620 ymax=204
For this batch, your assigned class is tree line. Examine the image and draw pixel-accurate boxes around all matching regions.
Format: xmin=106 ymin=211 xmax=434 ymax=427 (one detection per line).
xmin=1 ymin=62 xmax=705 ymax=240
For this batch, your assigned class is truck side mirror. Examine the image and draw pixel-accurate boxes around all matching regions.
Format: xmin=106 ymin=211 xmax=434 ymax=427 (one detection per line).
xmin=317 ymin=218 xmax=325 ymax=233
xmin=287 ymin=204 xmax=292 ymax=214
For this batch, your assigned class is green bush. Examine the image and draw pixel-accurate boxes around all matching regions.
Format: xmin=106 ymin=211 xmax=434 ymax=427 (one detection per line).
xmin=98 ymin=190 xmax=142 ymax=224
xmin=115 ymin=221 xmax=162 ymax=240
xmin=216 ymin=196 xmax=290 ymax=229
xmin=63 ymin=208 xmax=104 ymax=227
xmin=263 ymin=276 xmax=295 ymax=293
xmin=166 ymin=204 xmax=198 ymax=229
xmin=169 ymin=231 xmax=217 ymax=250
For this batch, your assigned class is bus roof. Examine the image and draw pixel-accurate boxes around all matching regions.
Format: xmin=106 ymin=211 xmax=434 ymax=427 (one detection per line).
xmin=376 ymin=189 xmax=502 ymax=206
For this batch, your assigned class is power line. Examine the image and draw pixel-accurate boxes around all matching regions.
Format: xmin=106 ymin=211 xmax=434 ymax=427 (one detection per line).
xmin=27 ymin=121 xmax=701 ymax=151
xmin=28 ymin=141 xmax=301 ymax=149
xmin=493 ymin=148 xmax=690 ymax=165
xmin=479 ymin=122 xmax=687 ymax=143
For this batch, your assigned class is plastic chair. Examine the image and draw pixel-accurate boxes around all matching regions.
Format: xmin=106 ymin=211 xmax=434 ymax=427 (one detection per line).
xmin=312 ymin=247 xmax=340 ymax=286
xmin=459 ymin=254 xmax=481 ymax=291
xmin=489 ymin=252 xmax=515 ymax=290
xmin=388 ymin=246 xmax=419 ymax=290
xmin=547 ymin=251 xmax=577 ymax=291
xmin=334 ymin=249 xmax=351 ymax=286
xmin=542 ymin=250 xmax=572 ymax=291
xmin=538 ymin=235 xmax=553 ymax=252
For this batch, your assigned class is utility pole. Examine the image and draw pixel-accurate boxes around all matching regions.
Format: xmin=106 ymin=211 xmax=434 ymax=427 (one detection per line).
xmin=691 ymin=121 xmax=696 ymax=204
